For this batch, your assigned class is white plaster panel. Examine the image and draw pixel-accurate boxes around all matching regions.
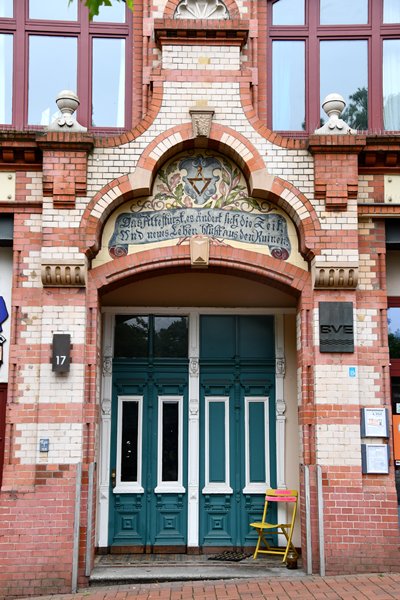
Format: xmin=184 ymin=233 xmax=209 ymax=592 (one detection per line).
xmin=316 ymin=424 xmax=361 ymax=466
xmin=314 ymin=364 xmax=359 ymax=405
xmin=15 ymin=423 xmax=83 ymax=464
xmin=41 ymin=305 xmax=86 ymax=344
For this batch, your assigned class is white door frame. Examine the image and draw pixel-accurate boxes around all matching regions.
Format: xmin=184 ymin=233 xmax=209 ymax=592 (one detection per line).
xmin=97 ymin=307 xmax=293 ymax=549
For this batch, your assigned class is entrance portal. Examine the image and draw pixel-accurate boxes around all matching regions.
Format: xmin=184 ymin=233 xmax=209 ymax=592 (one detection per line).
xmin=108 ymin=313 xmax=277 ymax=551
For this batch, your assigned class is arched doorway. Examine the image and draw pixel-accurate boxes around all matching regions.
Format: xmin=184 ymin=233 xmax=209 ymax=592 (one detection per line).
xmin=89 ymin=151 xmax=310 ymax=553
xmin=97 ymin=271 xmax=301 ymax=552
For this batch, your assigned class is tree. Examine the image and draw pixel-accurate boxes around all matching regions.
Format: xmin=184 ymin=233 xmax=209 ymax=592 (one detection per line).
xmin=341 ymin=86 xmax=368 ymax=131
xmin=72 ymin=0 xmax=133 ymax=19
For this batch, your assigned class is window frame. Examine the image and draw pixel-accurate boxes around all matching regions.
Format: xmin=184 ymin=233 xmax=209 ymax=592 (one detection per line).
xmin=0 ymin=0 xmax=132 ymax=131
xmin=267 ymin=0 xmax=400 ymax=134
xmin=388 ymin=296 xmax=400 ymax=377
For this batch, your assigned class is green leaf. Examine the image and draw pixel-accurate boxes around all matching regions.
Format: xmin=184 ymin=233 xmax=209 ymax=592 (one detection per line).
xmin=174 ymin=183 xmax=184 ymax=201
xmin=73 ymin=0 xmax=134 ymax=20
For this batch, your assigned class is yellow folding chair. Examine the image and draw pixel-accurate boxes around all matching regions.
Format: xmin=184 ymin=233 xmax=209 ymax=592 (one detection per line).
xmin=250 ymin=488 xmax=298 ymax=562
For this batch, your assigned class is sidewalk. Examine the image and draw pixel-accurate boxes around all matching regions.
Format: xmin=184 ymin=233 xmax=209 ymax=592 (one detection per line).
xmin=24 ymin=573 xmax=400 ymax=600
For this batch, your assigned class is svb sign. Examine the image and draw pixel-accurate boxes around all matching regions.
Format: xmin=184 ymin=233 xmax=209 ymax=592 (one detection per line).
xmin=319 ymin=302 xmax=354 ymax=353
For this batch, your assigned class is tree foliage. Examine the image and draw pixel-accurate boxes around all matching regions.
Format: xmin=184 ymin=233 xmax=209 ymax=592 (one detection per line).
xmin=73 ymin=0 xmax=133 ymax=19
xmin=341 ymin=86 xmax=368 ymax=131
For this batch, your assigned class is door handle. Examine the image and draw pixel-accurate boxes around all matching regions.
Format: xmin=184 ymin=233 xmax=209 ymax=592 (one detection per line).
xmin=111 ymin=468 xmax=116 ymax=489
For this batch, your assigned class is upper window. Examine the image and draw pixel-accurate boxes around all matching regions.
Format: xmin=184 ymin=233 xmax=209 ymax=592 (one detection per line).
xmin=0 ymin=0 xmax=131 ymax=130
xmin=268 ymin=0 xmax=400 ymax=133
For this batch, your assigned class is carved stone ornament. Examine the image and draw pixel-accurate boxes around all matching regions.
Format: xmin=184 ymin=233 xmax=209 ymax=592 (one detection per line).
xmin=276 ymin=358 xmax=286 ymax=377
xmin=189 ymin=401 xmax=199 ymax=416
xmin=103 ymin=356 xmax=113 ymax=376
xmin=41 ymin=260 xmax=86 ymax=287
xmin=175 ymin=0 xmax=229 ymax=19
xmin=312 ymin=261 xmax=359 ymax=289
xmin=189 ymin=357 xmax=200 ymax=376
xmin=315 ymin=93 xmax=356 ymax=135
xmin=189 ymin=108 xmax=215 ymax=138
xmin=47 ymin=90 xmax=87 ymax=132
xmin=101 ymin=397 xmax=111 ymax=416
xmin=276 ymin=400 xmax=286 ymax=417
xmin=190 ymin=235 xmax=210 ymax=268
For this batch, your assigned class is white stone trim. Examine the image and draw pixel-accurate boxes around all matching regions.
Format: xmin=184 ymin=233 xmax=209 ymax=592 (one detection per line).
xmin=242 ymin=396 xmax=270 ymax=494
xmin=202 ymin=396 xmax=233 ymax=495
xmin=155 ymin=395 xmax=185 ymax=494
xmin=97 ymin=313 xmax=115 ymax=548
xmin=113 ymin=395 xmax=144 ymax=494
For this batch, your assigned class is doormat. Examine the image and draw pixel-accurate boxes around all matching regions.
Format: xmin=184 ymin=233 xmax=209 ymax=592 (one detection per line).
xmin=208 ymin=551 xmax=251 ymax=562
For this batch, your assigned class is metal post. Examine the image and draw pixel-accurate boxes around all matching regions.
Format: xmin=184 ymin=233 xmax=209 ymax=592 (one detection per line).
xmin=72 ymin=462 xmax=82 ymax=593
xmin=316 ymin=465 xmax=325 ymax=576
xmin=85 ymin=462 xmax=95 ymax=577
xmin=304 ymin=464 xmax=313 ymax=574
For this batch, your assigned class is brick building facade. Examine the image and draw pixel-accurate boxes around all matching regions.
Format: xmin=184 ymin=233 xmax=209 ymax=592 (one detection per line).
xmin=0 ymin=0 xmax=399 ymax=596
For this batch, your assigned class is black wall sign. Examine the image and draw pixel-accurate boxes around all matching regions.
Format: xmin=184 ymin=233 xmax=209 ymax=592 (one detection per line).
xmin=319 ymin=302 xmax=354 ymax=353
xmin=52 ymin=333 xmax=71 ymax=372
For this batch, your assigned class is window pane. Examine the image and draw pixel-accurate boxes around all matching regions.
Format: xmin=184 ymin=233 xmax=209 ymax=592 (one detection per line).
xmin=162 ymin=402 xmax=179 ymax=481
xmin=120 ymin=400 xmax=139 ymax=482
xmin=209 ymin=401 xmax=226 ymax=483
xmin=384 ymin=0 xmax=400 ymax=23
xmin=29 ymin=0 xmax=78 ymax=20
xmin=0 ymin=34 xmax=12 ymax=124
xmin=383 ymin=40 xmax=400 ymax=130
xmin=0 ymin=0 xmax=13 ymax=18
xmin=272 ymin=41 xmax=305 ymax=131
xmin=320 ymin=0 xmax=368 ymax=24
xmin=93 ymin=2 xmax=126 ymax=22
xmin=154 ymin=316 xmax=188 ymax=358
xmin=272 ymin=0 xmax=304 ymax=25
xmin=28 ymin=36 xmax=77 ymax=126
xmin=92 ymin=38 xmax=125 ymax=128
xmin=320 ymin=41 xmax=368 ymax=130
xmin=114 ymin=315 xmax=149 ymax=358
xmin=249 ymin=402 xmax=266 ymax=483
xmin=388 ymin=308 xmax=400 ymax=358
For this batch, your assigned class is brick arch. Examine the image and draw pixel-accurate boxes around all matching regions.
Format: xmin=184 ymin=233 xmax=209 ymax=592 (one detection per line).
xmin=80 ymin=123 xmax=321 ymax=260
xmin=90 ymin=244 xmax=308 ymax=298
xmin=163 ymin=0 xmax=241 ymax=19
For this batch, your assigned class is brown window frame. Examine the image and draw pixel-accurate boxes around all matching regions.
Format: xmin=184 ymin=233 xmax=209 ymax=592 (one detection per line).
xmin=388 ymin=296 xmax=400 ymax=377
xmin=267 ymin=0 xmax=400 ymax=134
xmin=0 ymin=0 xmax=132 ymax=132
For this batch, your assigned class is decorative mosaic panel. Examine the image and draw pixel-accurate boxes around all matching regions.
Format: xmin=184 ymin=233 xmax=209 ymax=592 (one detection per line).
xmin=93 ymin=153 xmax=306 ymax=271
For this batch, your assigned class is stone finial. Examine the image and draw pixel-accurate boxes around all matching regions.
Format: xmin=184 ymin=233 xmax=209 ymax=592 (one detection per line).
xmin=315 ymin=93 xmax=356 ymax=135
xmin=47 ymin=90 xmax=87 ymax=132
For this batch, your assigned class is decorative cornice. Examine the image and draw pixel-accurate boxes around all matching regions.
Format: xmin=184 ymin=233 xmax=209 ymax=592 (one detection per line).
xmin=0 ymin=132 xmax=42 ymax=170
xmin=312 ymin=262 xmax=358 ymax=289
xmin=154 ymin=18 xmax=249 ymax=49
xmin=36 ymin=132 xmax=94 ymax=152
xmin=358 ymin=203 xmax=400 ymax=217
xmin=41 ymin=260 xmax=86 ymax=287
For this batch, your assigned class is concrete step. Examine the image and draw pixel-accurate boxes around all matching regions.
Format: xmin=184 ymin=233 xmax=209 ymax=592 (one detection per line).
xmin=90 ymin=555 xmax=304 ymax=586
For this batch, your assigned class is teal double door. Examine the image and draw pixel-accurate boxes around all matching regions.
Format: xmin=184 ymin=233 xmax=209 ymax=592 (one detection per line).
xmin=109 ymin=313 xmax=276 ymax=551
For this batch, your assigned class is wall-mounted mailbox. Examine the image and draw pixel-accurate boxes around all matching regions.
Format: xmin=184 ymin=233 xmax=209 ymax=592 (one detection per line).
xmin=52 ymin=333 xmax=71 ymax=373
xmin=319 ymin=301 xmax=354 ymax=353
